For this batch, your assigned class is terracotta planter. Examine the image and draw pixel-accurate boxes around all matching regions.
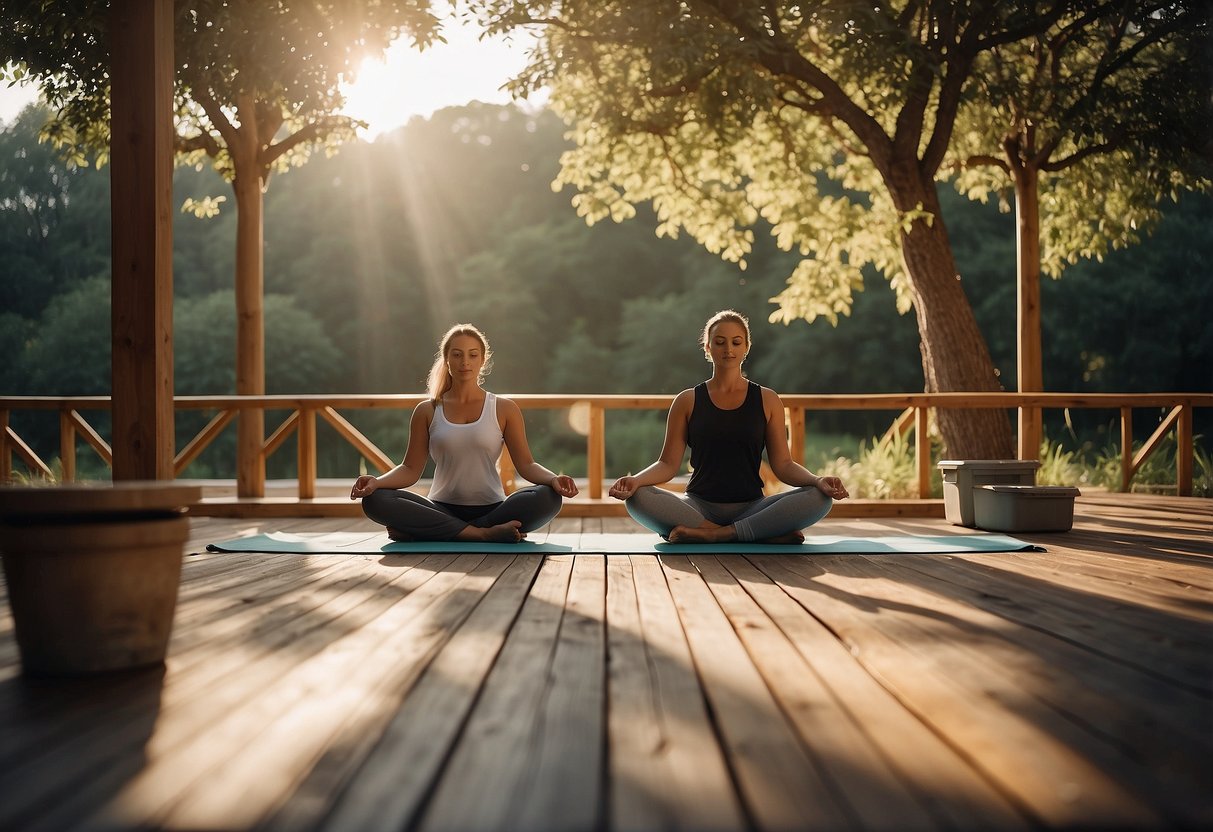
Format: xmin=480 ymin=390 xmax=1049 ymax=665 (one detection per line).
xmin=0 ymin=483 xmax=201 ymax=676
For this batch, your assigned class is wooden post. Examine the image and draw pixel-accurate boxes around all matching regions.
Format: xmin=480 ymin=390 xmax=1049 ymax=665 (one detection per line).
xmin=498 ymin=446 xmax=516 ymax=495
xmin=1177 ymin=404 xmax=1193 ymax=497
xmin=109 ymin=0 xmax=175 ymax=481
xmin=916 ymin=406 xmax=931 ymax=498
xmin=59 ymin=409 xmax=76 ymax=483
xmin=588 ymin=404 xmax=605 ymax=499
xmin=297 ymin=408 xmax=316 ymax=500
xmin=1014 ymin=152 xmax=1043 ymax=461
xmin=1120 ymin=407 xmax=1133 ymax=492
xmin=788 ymin=406 xmax=805 ymax=465
xmin=0 ymin=409 xmax=10 ymax=483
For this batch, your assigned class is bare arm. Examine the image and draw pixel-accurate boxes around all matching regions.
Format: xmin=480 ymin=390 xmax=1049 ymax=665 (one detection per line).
xmin=350 ymin=404 xmax=433 ymax=498
xmin=609 ymin=389 xmax=694 ymax=499
xmin=762 ymin=388 xmax=849 ymax=500
xmin=500 ymin=397 xmax=579 ymax=498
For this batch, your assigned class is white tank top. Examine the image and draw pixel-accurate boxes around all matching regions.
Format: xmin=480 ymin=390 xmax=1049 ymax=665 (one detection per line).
xmin=426 ymin=392 xmax=507 ymax=505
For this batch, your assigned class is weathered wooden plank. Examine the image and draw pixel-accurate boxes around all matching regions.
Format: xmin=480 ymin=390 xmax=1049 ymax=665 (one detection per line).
xmin=416 ymin=555 xmax=575 ymax=832
xmin=158 ymin=555 xmax=511 ymax=829
xmin=168 ymin=556 xmax=394 ymax=660
xmin=4 ymin=554 xmax=471 ymax=831
xmin=660 ymin=554 xmax=852 ymax=831
xmin=309 ymin=554 xmax=544 ymax=832
xmin=510 ymin=555 xmax=607 ymax=832
xmin=846 ymin=555 xmax=1212 ymax=800
xmin=759 ymin=553 xmax=1181 ymax=829
xmin=605 ymin=556 xmax=745 ymax=832
xmin=691 ymin=553 xmax=963 ymax=832
xmin=735 ymin=554 xmax=1030 ymax=831
xmin=908 ymin=554 xmax=1213 ymax=692
xmin=967 ymin=540 xmax=1213 ymax=616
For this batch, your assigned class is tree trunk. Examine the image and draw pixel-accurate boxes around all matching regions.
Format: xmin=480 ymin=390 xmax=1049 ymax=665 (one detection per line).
xmin=1013 ymin=160 xmax=1043 ymax=459
xmin=233 ymin=167 xmax=265 ymax=497
xmin=889 ymin=168 xmax=1014 ymax=459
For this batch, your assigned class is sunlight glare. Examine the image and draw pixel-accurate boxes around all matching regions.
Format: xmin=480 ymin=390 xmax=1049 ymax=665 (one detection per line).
xmin=340 ymin=20 xmax=544 ymax=139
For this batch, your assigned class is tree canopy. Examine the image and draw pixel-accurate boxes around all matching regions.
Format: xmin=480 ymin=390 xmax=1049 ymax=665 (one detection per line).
xmin=474 ymin=0 xmax=1211 ymax=457
xmin=3 ymin=100 xmax=1208 ymax=479
xmin=952 ymin=1 xmax=1211 ymax=274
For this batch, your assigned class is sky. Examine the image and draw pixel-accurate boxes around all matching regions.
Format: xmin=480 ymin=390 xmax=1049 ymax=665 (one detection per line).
xmin=0 ymin=18 xmax=542 ymax=138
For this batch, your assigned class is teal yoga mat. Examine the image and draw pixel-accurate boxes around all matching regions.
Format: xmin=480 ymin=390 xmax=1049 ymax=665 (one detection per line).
xmin=205 ymin=531 xmax=1041 ymax=555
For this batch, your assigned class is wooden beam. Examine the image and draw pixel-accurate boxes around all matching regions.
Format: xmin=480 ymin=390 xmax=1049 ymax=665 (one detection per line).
xmin=880 ymin=407 xmax=915 ymax=446
xmin=1131 ymin=406 xmax=1183 ymax=481
xmin=318 ymin=406 xmax=395 ymax=473
xmin=5 ymin=426 xmax=54 ymax=480
xmin=174 ymin=410 xmax=236 ymax=477
xmin=109 ymin=0 xmax=175 ymax=480
xmin=262 ymin=410 xmax=301 ymax=460
xmin=68 ymin=410 xmax=113 ymax=466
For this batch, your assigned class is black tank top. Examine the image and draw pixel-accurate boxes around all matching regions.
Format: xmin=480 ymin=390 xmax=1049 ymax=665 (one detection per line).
xmin=686 ymin=381 xmax=766 ymax=502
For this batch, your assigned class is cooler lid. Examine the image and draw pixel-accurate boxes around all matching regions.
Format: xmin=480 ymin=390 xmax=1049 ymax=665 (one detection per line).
xmin=977 ymin=484 xmax=1080 ymax=497
xmin=937 ymin=459 xmax=1042 ymax=469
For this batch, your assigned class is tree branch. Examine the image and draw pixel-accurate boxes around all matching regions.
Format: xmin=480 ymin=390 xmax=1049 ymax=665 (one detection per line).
xmin=261 ymin=122 xmax=327 ymax=167
xmin=189 ymin=84 xmax=241 ymax=155
xmin=1040 ymin=137 xmax=1119 ymax=172
xmin=694 ymin=0 xmax=893 ymax=167
xmin=951 ymin=154 xmax=1012 ymax=174
xmin=176 ymin=130 xmax=221 ymax=157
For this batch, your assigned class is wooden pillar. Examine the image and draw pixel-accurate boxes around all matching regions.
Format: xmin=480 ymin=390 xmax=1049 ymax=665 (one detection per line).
xmin=1177 ymin=405 xmax=1193 ymax=497
xmin=587 ymin=404 xmax=605 ymax=499
xmin=1015 ymin=153 xmax=1043 ymax=461
xmin=916 ymin=407 xmax=931 ymax=498
xmin=788 ymin=406 xmax=805 ymax=465
xmin=109 ymin=0 xmax=175 ymax=481
xmin=0 ymin=409 xmax=10 ymax=483
xmin=59 ymin=409 xmax=76 ymax=483
xmin=297 ymin=408 xmax=316 ymax=500
xmin=1120 ymin=407 xmax=1133 ymax=492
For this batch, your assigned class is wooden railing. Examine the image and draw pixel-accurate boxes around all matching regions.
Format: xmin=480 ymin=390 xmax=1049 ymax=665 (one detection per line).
xmin=2 ymin=392 xmax=1210 ymax=499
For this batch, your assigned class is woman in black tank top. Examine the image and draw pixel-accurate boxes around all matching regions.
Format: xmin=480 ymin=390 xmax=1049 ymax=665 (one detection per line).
xmin=608 ymin=310 xmax=849 ymax=544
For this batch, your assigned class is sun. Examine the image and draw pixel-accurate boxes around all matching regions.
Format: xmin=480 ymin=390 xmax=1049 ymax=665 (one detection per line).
xmin=340 ymin=20 xmax=540 ymax=138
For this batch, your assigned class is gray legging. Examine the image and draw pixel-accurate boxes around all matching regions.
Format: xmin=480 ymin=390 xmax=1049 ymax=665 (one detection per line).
xmin=624 ymin=485 xmax=832 ymax=542
xmin=361 ymin=485 xmax=562 ymax=541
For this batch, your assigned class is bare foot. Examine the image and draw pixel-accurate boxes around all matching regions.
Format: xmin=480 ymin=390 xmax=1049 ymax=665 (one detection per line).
xmin=458 ymin=521 xmax=526 ymax=543
xmin=759 ymin=530 xmax=805 ymax=545
xmin=386 ymin=527 xmax=414 ymax=542
xmin=668 ymin=523 xmax=737 ymax=543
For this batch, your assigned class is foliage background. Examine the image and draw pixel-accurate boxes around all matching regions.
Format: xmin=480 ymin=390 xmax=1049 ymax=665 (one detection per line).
xmin=2 ymin=101 xmax=1209 ymax=479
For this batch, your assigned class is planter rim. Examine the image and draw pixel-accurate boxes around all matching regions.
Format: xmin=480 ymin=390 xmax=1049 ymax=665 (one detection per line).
xmin=0 ymin=482 xmax=202 ymax=520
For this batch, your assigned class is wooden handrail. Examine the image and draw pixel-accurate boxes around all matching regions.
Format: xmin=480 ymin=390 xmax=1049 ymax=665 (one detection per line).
xmin=1 ymin=393 xmax=1209 ymax=497
xmin=5 ymin=392 xmax=1212 ymax=410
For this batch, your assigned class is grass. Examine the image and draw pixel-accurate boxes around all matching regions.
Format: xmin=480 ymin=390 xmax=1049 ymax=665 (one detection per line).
xmin=811 ymin=431 xmax=1210 ymax=499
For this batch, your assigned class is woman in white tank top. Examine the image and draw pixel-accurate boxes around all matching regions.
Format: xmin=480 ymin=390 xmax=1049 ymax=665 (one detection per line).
xmin=350 ymin=324 xmax=578 ymax=542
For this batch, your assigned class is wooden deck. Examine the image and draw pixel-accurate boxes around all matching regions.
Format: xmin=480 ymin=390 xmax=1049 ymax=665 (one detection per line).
xmin=1 ymin=493 xmax=1210 ymax=831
